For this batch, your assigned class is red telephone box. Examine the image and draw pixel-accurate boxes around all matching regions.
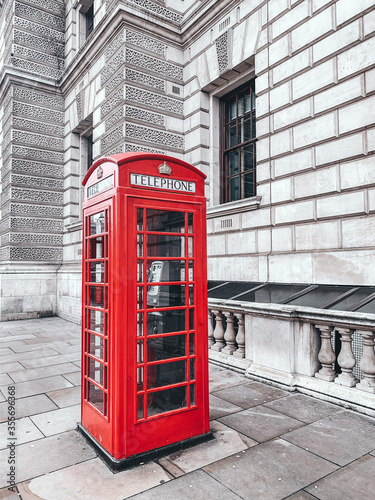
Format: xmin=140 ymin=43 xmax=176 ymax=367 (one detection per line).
xmin=80 ymin=152 xmax=210 ymax=469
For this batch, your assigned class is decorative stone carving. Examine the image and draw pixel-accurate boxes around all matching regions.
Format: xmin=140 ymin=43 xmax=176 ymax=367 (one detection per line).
xmin=126 ymin=29 xmax=165 ymax=55
xmin=15 ymin=2 xmax=65 ymax=31
xmin=233 ymin=313 xmax=245 ymax=358
xmin=10 ymin=233 xmax=63 ymax=245
xmin=12 ymin=57 xmax=63 ymax=80
xmin=126 ymin=49 xmax=183 ymax=81
xmin=14 ymin=17 xmax=64 ymax=43
xmin=125 ymin=105 xmax=164 ymax=126
xmin=13 ymin=44 xmax=63 ymax=69
xmin=76 ymin=91 xmax=82 ymax=122
xmin=106 ymin=108 xmax=124 ymax=130
xmin=9 ymin=203 xmax=63 ymax=217
xmin=13 ymin=102 xmax=64 ymax=123
xmin=10 ymin=247 xmax=63 ymax=261
xmin=356 ymin=330 xmax=375 ymax=393
xmin=125 ymin=86 xmax=183 ymax=114
xmin=105 ymin=70 xmax=124 ymax=97
xmin=10 ymin=217 xmax=63 ymax=232
xmin=335 ymin=328 xmax=358 ymax=387
xmin=13 ymin=87 xmax=64 ymax=108
xmin=11 ymin=188 xmax=63 ymax=204
xmin=101 ymin=51 xmax=125 ymax=85
xmin=11 ymin=159 xmax=63 ymax=178
xmin=315 ymin=324 xmax=336 ymax=382
xmin=13 ymin=117 xmax=64 ymax=136
xmin=101 ymin=125 xmax=123 ymax=154
xmin=125 ymin=143 xmax=164 ymax=155
xmin=12 ymin=131 xmax=64 ymax=150
xmin=12 ymin=146 xmax=64 ymax=163
xmin=216 ymin=31 xmax=229 ymax=74
xmin=125 ymin=0 xmax=182 ymax=23
xmin=101 ymin=89 xmax=124 ymax=118
xmin=211 ymin=310 xmax=225 ymax=351
xmin=18 ymin=0 xmax=65 ymax=16
xmin=11 ymin=174 xmax=64 ymax=190
xmin=125 ymin=123 xmax=184 ymax=149
xmin=125 ymin=68 xmax=165 ymax=91
xmin=222 ymin=311 xmax=236 ymax=355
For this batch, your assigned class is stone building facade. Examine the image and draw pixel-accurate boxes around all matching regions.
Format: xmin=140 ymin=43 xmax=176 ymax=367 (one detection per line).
xmin=0 ymin=0 xmax=374 ymax=322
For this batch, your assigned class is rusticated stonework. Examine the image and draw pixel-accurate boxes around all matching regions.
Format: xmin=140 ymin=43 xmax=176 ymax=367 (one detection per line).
xmin=125 ymin=86 xmax=183 ymax=114
xmin=126 ymin=29 xmax=165 ymax=55
xmin=125 ymin=123 xmax=184 ymax=149
xmin=216 ymin=31 xmax=229 ymax=74
xmin=126 ymin=49 xmax=183 ymax=81
xmin=125 ymin=68 xmax=165 ymax=91
xmin=125 ymin=105 xmax=165 ymax=126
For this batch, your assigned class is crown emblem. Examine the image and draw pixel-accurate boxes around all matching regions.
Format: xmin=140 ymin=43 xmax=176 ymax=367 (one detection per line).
xmin=97 ymin=166 xmax=103 ymax=179
xmin=158 ymin=162 xmax=172 ymax=175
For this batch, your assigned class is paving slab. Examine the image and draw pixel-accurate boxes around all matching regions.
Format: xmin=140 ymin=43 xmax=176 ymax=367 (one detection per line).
xmin=0 ymin=375 xmax=73 ymax=400
xmin=209 ymin=393 xmax=243 ymax=420
xmin=47 ymin=386 xmax=81 ymax=408
xmin=305 ymin=455 xmax=375 ymax=500
xmin=0 ymin=394 xmax=58 ymax=423
xmin=18 ymin=458 xmax=171 ymax=500
xmin=0 ymin=430 xmax=96 ymax=488
xmin=8 ymin=342 xmax=69 ymax=353
xmin=8 ymin=362 xmax=80 ymax=384
xmin=284 ymin=492 xmax=318 ymax=500
xmin=30 ymin=404 xmax=81 ymax=436
xmin=264 ymin=393 xmax=342 ymax=423
xmin=20 ymin=352 xmax=81 ymax=369
xmin=283 ymin=410 xmax=375 ymax=466
xmin=0 ymin=349 xmax=14 ymax=357
xmin=158 ymin=420 xmax=257 ymax=475
xmin=203 ymin=438 xmax=338 ymax=500
xmin=208 ymin=367 xmax=249 ymax=392
xmin=0 ymin=374 xmax=13 ymax=386
xmin=127 ymin=469 xmax=242 ymax=500
xmin=0 ymin=417 xmax=44 ymax=449
xmin=0 ymin=348 xmax=59 ymax=365
xmin=212 ymin=382 xmax=289 ymax=409
xmin=218 ymin=405 xmax=305 ymax=443
xmin=63 ymin=371 xmax=81 ymax=386
xmin=0 ymin=363 xmax=24 ymax=375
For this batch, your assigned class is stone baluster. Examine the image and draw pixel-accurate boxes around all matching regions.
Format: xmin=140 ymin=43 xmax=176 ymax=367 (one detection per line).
xmin=356 ymin=330 xmax=375 ymax=393
xmin=207 ymin=309 xmax=214 ymax=348
xmin=233 ymin=313 xmax=245 ymax=358
xmin=335 ymin=328 xmax=358 ymax=387
xmin=315 ymin=324 xmax=336 ymax=382
xmin=222 ymin=311 xmax=236 ymax=355
xmin=211 ymin=310 xmax=225 ymax=352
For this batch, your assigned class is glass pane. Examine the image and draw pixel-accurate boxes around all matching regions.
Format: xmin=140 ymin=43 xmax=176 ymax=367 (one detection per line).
xmin=190 ymin=384 xmax=195 ymax=406
xmin=147 ymin=386 xmax=187 ymax=416
xmin=89 ymin=358 xmax=104 ymax=386
xmin=189 ymin=308 xmax=194 ymax=330
xmin=238 ymin=94 xmax=244 ymax=117
xmin=137 ymin=339 xmax=144 ymax=363
xmin=137 ymin=208 xmax=143 ymax=231
xmin=228 ymin=176 xmax=239 ymax=202
xmin=147 ymin=234 xmax=185 ymax=257
xmin=88 ymin=382 xmax=104 ymax=413
xmin=89 ymin=212 xmax=105 ymax=235
xmin=252 ymin=110 xmax=256 ymax=138
xmin=137 ymin=287 xmax=144 ymax=309
xmin=88 ymin=309 xmax=105 ymax=334
xmin=137 ymin=394 xmax=144 ymax=419
xmin=146 ymin=210 xmax=185 ymax=233
xmin=229 ymin=123 xmax=237 ymax=147
xmin=188 ymin=213 xmax=193 ymax=233
xmin=228 ymin=150 xmax=239 ymax=176
xmin=242 ymin=116 xmax=251 ymax=142
xmin=137 ymin=234 xmax=143 ymax=256
xmin=147 ymin=360 xmax=186 ymax=389
xmin=289 ymin=285 xmax=353 ymax=308
xmin=243 ymin=92 xmax=251 ymax=114
xmin=137 ymin=260 xmax=143 ymax=283
xmin=226 ymin=98 xmax=236 ymax=122
xmin=89 ymin=286 xmax=105 ymax=308
xmin=147 ymin=310 xmax=186 ymax=335
xmin=146 ymin=260 xmax=185 ymax=283
xmin=147 ymin=284 xmax=186 ymax=308
xmin=147 ymin=334 xmax=187 ymax=359
xmin=190 ymin=358 xmax=195 ymax=380
xmin=189 ymin=333 xmax=195 ymax=354
xmin=89 ymin=262 xmax=105 ymax=283
xmin=243 ymin=144 xmax=254 ymax=172
xmin=251 ymin=88 xmax=256 ymax=109
xmin=243 ymin=172 xmax=254 ymax=198
xmin=137 ymin=313 xmax=144 ymax=336
xmin=88 ymin=237 xmax=104 ymax=259
xmin=188 ymin=237 xmax=194 ymax=257
xmin=188 ymin=285 xmax=194 ymax=305
xmin=88 ymin=333 xmax=105 ymax=360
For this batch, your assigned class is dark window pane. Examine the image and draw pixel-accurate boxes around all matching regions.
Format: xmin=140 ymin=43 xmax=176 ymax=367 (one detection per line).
xmin=228 ymin=176 xmax=240 ymax=202
xmin=147 ymin=310 xmax=186 ymax=335
xmin=147 ymin=360 xmax=186 ymax=389
xmin=89 ymin=285 xmax=104 ymax=308
xmin=147 ymin=386 xmax=187 ymax=416
xmin=243 ymin=172 xmax=254 ymax=198
xmin=228 ymin=150 xmax=239 ymax=176
xmin=147 ymin=334 xmax=187 ymax=359
xmin=147 ymin=284 xmax=186 ymax=308
xmin=88 ymin=382 xmax=104 ymax=413
xmin=146 ymin=210 xmax=185 ymax=232
xmin=147 ymin=235 xmax=185 ymax=257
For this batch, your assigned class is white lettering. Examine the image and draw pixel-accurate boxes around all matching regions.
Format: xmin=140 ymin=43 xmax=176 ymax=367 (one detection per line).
xmin=130 ymin=173 xmax=196 ymax=193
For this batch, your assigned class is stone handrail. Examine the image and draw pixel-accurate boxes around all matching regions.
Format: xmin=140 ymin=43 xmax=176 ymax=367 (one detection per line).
xmin=208 ymin=298 xmax=375 ymax=415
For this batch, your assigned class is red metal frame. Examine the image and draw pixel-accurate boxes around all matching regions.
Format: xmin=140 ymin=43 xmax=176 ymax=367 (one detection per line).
xmin=82 ymin=153 xmax=209 ymax=461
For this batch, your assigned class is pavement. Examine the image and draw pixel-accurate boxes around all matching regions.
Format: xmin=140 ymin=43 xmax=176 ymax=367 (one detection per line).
xmin=1 ymin=317 xmax=375 ymax=500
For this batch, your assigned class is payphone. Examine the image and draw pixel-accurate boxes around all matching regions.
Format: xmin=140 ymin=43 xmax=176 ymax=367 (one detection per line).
xmin=80 ymin=152 xmax=210 ymax=469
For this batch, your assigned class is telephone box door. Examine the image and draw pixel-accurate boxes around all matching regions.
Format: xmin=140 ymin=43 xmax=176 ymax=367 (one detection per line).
xmin=126 ymin=197 xmax=208 ymax=455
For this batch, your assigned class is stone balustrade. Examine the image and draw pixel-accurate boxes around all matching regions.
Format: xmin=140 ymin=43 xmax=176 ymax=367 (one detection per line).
xmin=208 ymin=298 xmax=375 ymax=415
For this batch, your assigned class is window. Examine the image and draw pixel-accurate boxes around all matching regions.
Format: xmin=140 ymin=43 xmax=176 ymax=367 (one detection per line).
xmin=78 ymin=1 xmax=94 ymax=46
xmin=85 ymin=3 xmax=94 ymax=38
xmin=221 ymin=81 xmax=256 ymax=203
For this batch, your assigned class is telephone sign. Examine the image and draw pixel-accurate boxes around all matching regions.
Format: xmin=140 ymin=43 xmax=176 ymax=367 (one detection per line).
xmin=80 ymin=152 xmax=210 ymax=469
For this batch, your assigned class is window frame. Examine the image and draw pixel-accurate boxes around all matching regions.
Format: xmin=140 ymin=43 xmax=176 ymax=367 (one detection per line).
xmin=220 ymin=81 xmax=256 ymax=204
